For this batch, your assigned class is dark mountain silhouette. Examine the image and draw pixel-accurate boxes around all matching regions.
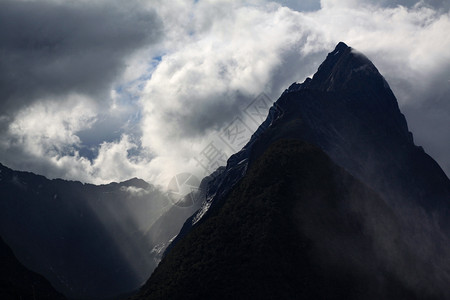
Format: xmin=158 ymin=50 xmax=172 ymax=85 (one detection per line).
xmin=133 ymin=42 xmax=450 ymax=299
xmin=1 ymin=236 xmax=65 ymax=299
xmin=135 ymin=140 xmax=442 ymax=299
xmin=0 ymin=163 xmax=173 ymax=299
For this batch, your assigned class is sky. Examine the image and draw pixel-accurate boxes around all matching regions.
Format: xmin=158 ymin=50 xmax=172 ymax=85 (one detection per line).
xmin=0 ymin=0 xmax=449 ymax=188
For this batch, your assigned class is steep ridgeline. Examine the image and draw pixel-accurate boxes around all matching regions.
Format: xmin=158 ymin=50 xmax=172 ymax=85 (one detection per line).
xmin=277 ymin=42 xmax=450 ymax=225
xmin=134 ymin=43 xmax=450 ymax=299
xmin=0 ymin=236 xmax=65 ymax=299
xmin=143 ymin=169 xmax=223 ymax=264
xmin=0 ymin=163 xmax=172 ymax=299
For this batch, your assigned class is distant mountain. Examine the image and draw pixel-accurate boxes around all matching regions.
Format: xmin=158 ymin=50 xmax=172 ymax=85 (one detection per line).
xmin=0 ymin=163 xmax=173 ymax=299
xmin=133 ymin=42 xmax=450 ymax=299
xmin=144 ymin=168 xmax=224 ymax=264
xmin=1 ymin=236 xmax=65 ymax=299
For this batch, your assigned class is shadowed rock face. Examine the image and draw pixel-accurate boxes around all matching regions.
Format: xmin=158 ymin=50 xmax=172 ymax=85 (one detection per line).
xmin=133 ymin=42 xmax=450 ymax=299
xmin=0 ymin=236 xmax=65 ymax=299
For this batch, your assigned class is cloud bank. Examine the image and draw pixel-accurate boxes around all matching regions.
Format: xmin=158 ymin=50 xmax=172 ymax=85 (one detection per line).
xmin=0 ymin=0 xmax=449 ymax=187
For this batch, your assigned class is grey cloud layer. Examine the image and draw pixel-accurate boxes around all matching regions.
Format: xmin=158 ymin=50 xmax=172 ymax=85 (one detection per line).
xmin=0 ymin=0 xmax=162 ymax=115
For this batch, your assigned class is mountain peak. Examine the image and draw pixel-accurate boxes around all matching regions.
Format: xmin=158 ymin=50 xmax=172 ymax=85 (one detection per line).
xmin=298 ymin=42 xmax=383 ymax=92
xmin=283 ymin=42 xmax=385 ymax=95
xmin=120 ymin=177 xmax=150 ymax=189
xmin=331 ymin=41 xmax=349 ymax=55
xmin=335 ymin=41 xmax=348 ymax=49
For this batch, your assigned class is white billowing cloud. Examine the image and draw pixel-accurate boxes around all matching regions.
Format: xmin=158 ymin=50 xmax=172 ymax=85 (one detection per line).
xmin=89 ymin=135 xmax=156 ymax=184
xmin=7 ymin=95 xmax=96 ymax=157
xmin=1 ymin=95 xmax=95 ymax=181
xmin=138 ymin=1 xmax=327 ymax=184
xmin=137 ymin=0 xmax=450 ymax=185
xmin=1 ymin=0 xmax=449 ymax=187
xmin=1 ymin=95 xmax=152 ymax=184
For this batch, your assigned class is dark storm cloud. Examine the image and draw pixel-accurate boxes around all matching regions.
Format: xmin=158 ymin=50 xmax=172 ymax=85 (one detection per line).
xmin=0 ymin=0 xmax=162 ymax=115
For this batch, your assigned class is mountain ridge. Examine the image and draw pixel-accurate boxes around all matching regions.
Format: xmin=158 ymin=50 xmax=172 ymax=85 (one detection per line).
xmin=0 ymin=162 xmax=171 ymax=299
